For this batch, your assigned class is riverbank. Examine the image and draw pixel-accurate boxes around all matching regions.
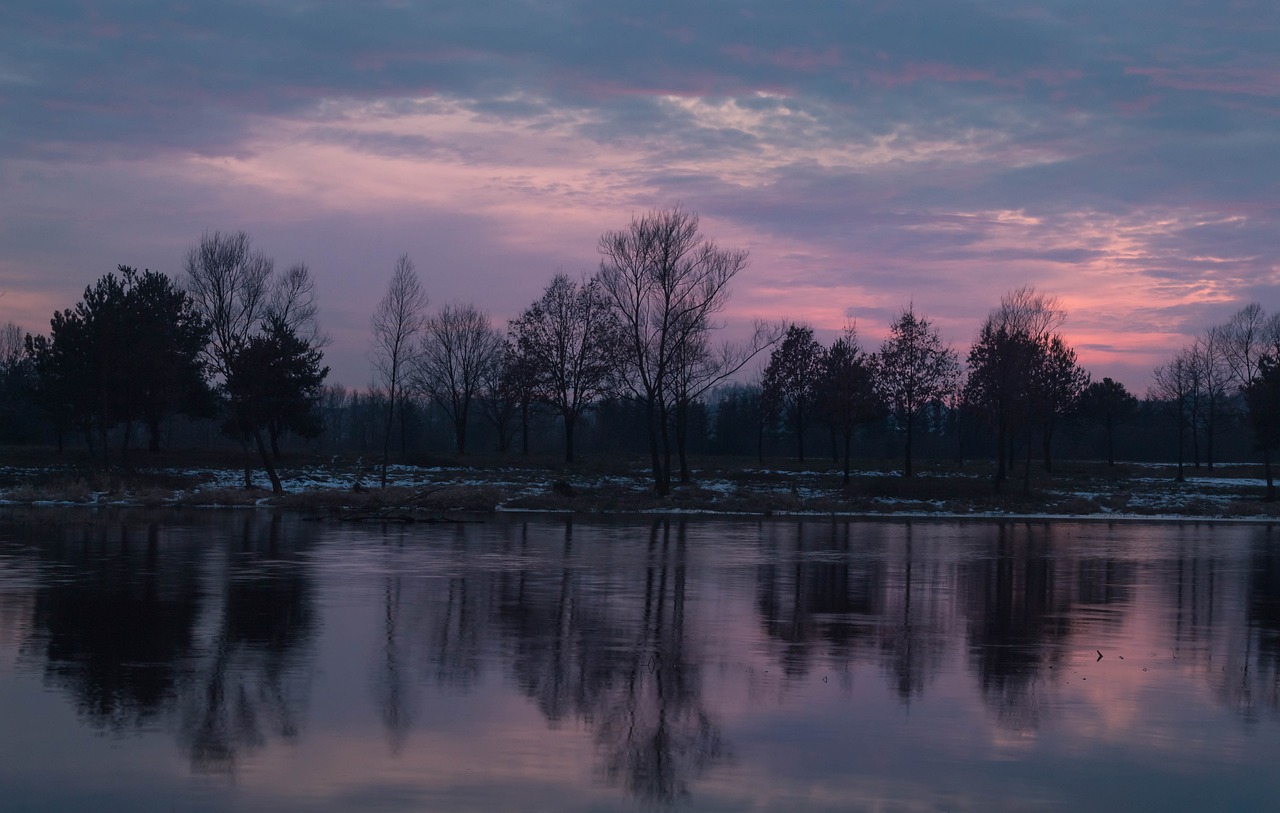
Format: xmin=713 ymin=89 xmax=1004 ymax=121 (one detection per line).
xmin=1 ymin=455 xmax=1276 ymax=521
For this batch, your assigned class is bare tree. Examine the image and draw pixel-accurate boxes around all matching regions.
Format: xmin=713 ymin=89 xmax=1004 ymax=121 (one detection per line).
xmin=1150 ymin=350 xmax=1198 ymax=482
xmin=412 ymin=303 xmax=502 ymax=455
xmin=185 ymin=230 xmax=327 ymax=492
xmin=874 ymin=305 xmax=960 ymax=477
xmin=1191 ymin=328 xmax=1231 ymax=469
xmin=1219 ymin=303 xmax=1280 ymax=388
xmin=667 ymin=317 xmax=780 ymax=482
xmin=598 ymin=206 xmax=748 ymax=495
xmin=511 ymin=273 xmax=622 ymax=463
xmin=184 ymin=230 xmax=273 ymax=383
xmin=370 ymin=254 xmax=428 ymax=487
xmin=819 ymin=326 xmax=882 ymax=485
xmin=0 ymin=321 xmax=23 ymax=370
xmin=271 ymin=262 xmax=328 ymax=349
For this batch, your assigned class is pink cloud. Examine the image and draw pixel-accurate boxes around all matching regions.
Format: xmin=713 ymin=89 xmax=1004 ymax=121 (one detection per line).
xmin=1126 ymin=65 xmax=1280 ymax=97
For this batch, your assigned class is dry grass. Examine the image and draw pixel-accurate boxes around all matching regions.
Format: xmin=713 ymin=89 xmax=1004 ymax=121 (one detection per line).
xmin=3 ymin=454 xmax=1280 ymax=519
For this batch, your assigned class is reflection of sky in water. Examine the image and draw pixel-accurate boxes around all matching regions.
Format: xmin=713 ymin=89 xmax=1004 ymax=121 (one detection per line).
xmin=2 ymin=511 xmax=1280 ymax=811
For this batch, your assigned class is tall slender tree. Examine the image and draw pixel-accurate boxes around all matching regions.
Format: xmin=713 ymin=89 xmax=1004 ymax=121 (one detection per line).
xmin=818 ymin=327 xmax=882 ymax=484
xmin=1244 ymin=354 xmax=1280 ymax=501
xmin=874 ymin=306 xmax=960 ymax=477
xmin=370 ymin=254 xmax=428 ymax=487
xmin=761 ymin=324 xmax=825 ymax=462
xmin=1150 ymin=351 xmax=1198 ymax=483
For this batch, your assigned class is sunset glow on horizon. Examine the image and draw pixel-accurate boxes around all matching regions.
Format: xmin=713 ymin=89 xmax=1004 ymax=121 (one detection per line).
xmin=2 ymin=1 xmax=1277 ymax=391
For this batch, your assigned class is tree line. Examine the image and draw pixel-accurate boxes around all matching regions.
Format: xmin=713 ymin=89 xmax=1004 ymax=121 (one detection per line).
xmin=4 ymin=207 xmax=1280 ymax=497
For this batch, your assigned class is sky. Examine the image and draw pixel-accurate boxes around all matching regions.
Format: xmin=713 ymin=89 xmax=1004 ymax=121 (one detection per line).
xmin=2 ymin=0 xmax=1278 ymax=392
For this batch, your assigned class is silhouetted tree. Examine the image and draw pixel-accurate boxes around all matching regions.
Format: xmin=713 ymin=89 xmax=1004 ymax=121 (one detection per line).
xmin=874 ymin=306 xmax=960 ymax=477
xmin=1032 ymin=334 xmax=1089 ymax=472
xmin=1243 ymin=355 xmax=1280 ymax=500
xmin=370 ymin=254 xmax=428 ymax=486
xmin=185 ymin=230 xmax=327 ymax=487
xmin=1078 ymin=377 xmax=1138 ymax=465
xmin=762 ymin=324 xmax=825 ymax=462
xmin=25 ymin=267 xmax=211 ymax=462
xmin=511 ymin=273 xmax=622 ymax=463
xmin=1190 ymin=329 xmax=1232 ymax=470
xmin=224 ymin=316 xmax=328 ymax=494
xmin=818 ymin=327 xmax=881 ymax=484
xmin=598 ymin=206 xmax=747 ymax=495
xmin=965 ymin=287 xmax=1070 ymax=491
xmin=668 ymin=319 xmax=779 ymax=482
xmin=477 ymin=340 xmax=525 ymax=454
xmin=0 ymin=321 xmax=39 ymax=444
xmin=127 ymin=268 xmax=215 ymax=452
xmin=709 ymin=384 xmax=763 ymax=458
xmin=412 ymin=303 xmax=502 ymax=455
xmin=1150 ymin=351 xmax=1198 ymax=482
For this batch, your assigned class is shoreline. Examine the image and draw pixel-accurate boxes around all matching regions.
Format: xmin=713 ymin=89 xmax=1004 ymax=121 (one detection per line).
xmin=1 ymin=457 xmax=1277 ymax=523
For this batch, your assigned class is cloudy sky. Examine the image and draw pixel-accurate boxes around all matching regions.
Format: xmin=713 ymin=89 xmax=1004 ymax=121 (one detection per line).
xmin=2 ymin=0 xmax=1277 ymax=390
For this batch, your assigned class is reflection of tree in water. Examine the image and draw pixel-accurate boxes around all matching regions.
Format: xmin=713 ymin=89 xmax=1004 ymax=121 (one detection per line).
xmin=375 ymin=568 xmax=412 ymax=753
xmin=177 ymin=512 xmax=316 ymax=774
xmin=594 ymin=520 xmax=725 ymax=804
xmin=877 ymin=524 xmax=951 ymax=701
xmin=959 ymin=524 xmax=1070 ymax=729
xmin=491 ymin=519 xmax=726 ymax=805
xmin=755 ymin=521 xmax=883 ymax=678
xmin=1208 ymin=533 xmax=1280 ymax=719
xmin=23 ymin=519 xmax=202 ymax=731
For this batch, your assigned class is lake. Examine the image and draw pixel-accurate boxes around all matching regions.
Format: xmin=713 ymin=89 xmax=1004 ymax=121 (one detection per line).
xmin=2 ymin=509 xmax=1279 ymax=812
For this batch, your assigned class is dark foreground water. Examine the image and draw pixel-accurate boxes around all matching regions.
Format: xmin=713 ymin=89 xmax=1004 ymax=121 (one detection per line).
xmin=2 ymin=510 xmax=1280 ymax=812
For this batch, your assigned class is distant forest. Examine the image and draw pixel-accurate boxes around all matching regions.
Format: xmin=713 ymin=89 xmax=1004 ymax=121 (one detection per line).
xmin=4 ymin=207 xmax=1280 ymax=497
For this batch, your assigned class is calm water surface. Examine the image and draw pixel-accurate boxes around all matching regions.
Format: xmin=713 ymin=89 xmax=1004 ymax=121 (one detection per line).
xmin=2 ymin=509 xmax=1280 ymax=812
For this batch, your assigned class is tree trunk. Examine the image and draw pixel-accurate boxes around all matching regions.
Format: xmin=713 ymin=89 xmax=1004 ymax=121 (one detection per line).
xmin=842 ymin=429 xmax=852 ymax=486
xmin=399 ymin=394 xmax=410 ymax=456
xmin=904 ymin=411 xmax=914 ymax=477
xmin=1265 ymin=447 xmax=1275 ymax=502
xmin=994 ymin=419 xmax=1007 ymax=491
xmin=1022 ymin=423 xmax=1033 ymax=495
xmin=241 ymin=436 xmax=254 ymax=490
xmin=563 ymin=411 xmax=576 ymax=464
xmin=1042 ymin=420 xmax=1053 ymax=473
xmin=98 ymin=421 xmax=110 ymax=468
xmin=757 ymin=416 xmax=765 ymax=466
xmin=1105 ymin=413 xmax=1115 ymax=466
xmin=521 ymin=400 xmax=530 ymax=457
xmin=659 ymin=401 xmax=673 ymax=494
xmin=148 ymin=417 xmax=162 ymax=453
xmin=253 ymin=429 xmax=283 ymax=495
xmin=380 ymin=386 xmax=395 ymax=488
xmin=795 ymin=399 xmax=806 ymax=463
xmin=455 ymin=417 xmax=467 ymax=456
xmin=1191 ymin=409 xmax=1201 ymax=469
xmin=1206 ymin=397 xmax=1215 ymax=471
xmin=1175 ymin=412 xmax=1185 ymax=483
xmin=120 ymin=420 xmax=133 ymax=469
xmin=645 ymin=395 xmax=667 ymax=496
xmin=674 ymin=397 xmax=693 ymax=484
